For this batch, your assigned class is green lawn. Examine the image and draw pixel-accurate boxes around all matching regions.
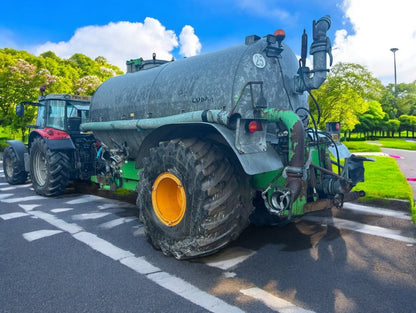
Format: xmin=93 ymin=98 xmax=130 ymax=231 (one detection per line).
xmin=344 ymin=139 xmax=415 ymax=223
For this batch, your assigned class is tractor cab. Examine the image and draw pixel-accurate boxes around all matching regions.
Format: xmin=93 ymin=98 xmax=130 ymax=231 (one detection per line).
xmin=17 ymin=94 xmax=91 ymax=134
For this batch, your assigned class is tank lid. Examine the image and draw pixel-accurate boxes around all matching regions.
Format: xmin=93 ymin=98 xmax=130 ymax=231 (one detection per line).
xmin=245 ymin=35 xmax=261 ymax=45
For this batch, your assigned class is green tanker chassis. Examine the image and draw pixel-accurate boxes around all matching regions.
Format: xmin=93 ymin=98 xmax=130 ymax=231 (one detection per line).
xmin=88 ymin=107 xmax=367 ymax=223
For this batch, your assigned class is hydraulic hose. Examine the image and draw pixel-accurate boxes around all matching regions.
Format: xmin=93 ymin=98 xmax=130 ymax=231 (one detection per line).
xmin=260 ymin=108 xmax=305 ymax=203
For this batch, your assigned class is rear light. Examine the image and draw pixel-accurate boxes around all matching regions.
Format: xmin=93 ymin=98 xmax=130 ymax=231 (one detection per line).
xmin=247 ymin=120 xmax=263 ymax=133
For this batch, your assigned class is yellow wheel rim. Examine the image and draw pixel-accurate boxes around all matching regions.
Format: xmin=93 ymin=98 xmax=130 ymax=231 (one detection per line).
xmin=152 ymin=172 xmax=186 ymax=226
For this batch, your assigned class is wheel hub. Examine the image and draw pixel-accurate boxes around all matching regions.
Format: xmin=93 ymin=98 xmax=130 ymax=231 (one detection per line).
xmin=33 ymin=151 xmax=47 ymax=187
xmin=152 ymin=173 xmax=186 ymax=226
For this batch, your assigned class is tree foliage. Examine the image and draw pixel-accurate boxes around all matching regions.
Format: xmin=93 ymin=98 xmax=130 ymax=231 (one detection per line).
xmin=309 ymin=62 xmax=416 ymax=138
xmin=0 ymin=48 xmax=122 ymax=136
xmin=309 ymin=62 xmax=383 ymax=131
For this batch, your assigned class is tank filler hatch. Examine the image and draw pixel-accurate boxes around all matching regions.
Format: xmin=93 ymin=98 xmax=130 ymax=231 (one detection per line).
xmin=126 ymin=53 xmax=171 ymax=73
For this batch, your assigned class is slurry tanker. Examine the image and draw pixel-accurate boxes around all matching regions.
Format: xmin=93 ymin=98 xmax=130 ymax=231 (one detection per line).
xmin=3 ymin=16 xmax=371 ymax=259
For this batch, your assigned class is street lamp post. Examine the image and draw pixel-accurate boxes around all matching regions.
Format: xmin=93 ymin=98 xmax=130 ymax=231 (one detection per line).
xmin=390 ymin=48 xmax=399 ymax=122
xmin=390 ymin=48 xmax=399 ymax=92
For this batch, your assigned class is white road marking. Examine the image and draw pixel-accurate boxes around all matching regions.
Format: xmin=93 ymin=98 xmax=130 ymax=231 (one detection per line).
xmin=1 ymin=195 xmax=44 ymax=203
xmin=65 ymin=195 xmax=102 ymax=204
xmin=0 ymin=184 xmax=31 ymax=191
xmin=148 ymin=271 xmax=244 ymax=313
xmin=23 ymin=230 xmax=63 ymax=242
xmin=0 ymin=182 xmax=8 ymax=186
xmin=73 ymin=231 xmax=134 ymax=260
xmin=72 ymin=212 xmax=111 ymax=220
xmin=19 ymin=204 xmax=40 ymax=211
xmin=342 ymin=202 xmax=412 ymax=220
xmin=0 ymin=193 xmax=13 ymax=200
xmin=120 ymin=256 xmax=161 ymax=274
xmin=98 ymin=217 xmax=137 ymax=229
xmin=0 ymin=212 xmax=29 ymax=220
xmin=241 ymin=287 xmax=315 ymax=313
xmin=17 ymin=206 xmax=244 ymax=313
xmin=201 ymin=247 xmax=256 ymax=270
xmin=303 ymin=216 xmax=416 ymax=244
xmin=98 ymin=203 xmax=136 ymax=210
xmin=30 ymin=210 xmax=83 ymax=234
xmin=51 ymin=208 xmax=74 ymax=213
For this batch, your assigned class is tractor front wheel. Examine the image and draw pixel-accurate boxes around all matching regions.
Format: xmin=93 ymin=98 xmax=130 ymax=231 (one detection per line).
xmin=30 ymin=137 xmax=70 ymax=197
xmin=136 ymin=138 xmax=253 ymax=259
xmin=3 ymin=146 xmax=28 ymax=185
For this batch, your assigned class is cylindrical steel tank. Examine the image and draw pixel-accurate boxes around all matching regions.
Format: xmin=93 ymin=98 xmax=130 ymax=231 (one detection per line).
xmin=91 ymin=36 xmax=307 ymax=120
xmin=90 ymin=35 xmax=307 ymax=155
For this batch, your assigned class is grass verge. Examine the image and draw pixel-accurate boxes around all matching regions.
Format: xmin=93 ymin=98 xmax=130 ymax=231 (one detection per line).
xmin=353 ymin=156 xmax=413 ymax=201
xmin=344 ymin=141 xmax=416 ymax=223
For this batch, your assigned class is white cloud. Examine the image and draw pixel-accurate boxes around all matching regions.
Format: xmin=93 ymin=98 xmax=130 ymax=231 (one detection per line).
xmin=333 ymin=0 xmax=416 ymax=84
xmin=34 ymin=17 xmax=201 ymax=71
xmin=179 ymin=25 xmax=201 ymax=57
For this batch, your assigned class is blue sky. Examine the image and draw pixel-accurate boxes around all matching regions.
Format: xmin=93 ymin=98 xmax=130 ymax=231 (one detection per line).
xmin=1 ymin=0 xmax=415 ymax=83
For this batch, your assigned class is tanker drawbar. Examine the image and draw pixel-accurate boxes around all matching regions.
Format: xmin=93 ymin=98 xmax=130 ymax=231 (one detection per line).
xmin=2 ymin=15 xmax=371 ymax=259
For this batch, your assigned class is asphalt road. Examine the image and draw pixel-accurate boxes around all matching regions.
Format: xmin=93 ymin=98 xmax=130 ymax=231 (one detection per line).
xmin=1 ymin=160 xmax=416 ymax=313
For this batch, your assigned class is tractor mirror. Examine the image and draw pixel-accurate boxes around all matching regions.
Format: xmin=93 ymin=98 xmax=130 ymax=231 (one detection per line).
xmin=16 ymin=104 xmax=24 ymax=116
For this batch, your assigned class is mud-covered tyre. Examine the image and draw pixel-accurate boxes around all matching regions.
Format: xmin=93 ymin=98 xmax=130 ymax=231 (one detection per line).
xmin=136 ymin=138 xmax=253 ymax=259
xmin=30 ymin=137 xmax=70 ymax=197
xmin=3 ymin=146 xmax=28 ymax=185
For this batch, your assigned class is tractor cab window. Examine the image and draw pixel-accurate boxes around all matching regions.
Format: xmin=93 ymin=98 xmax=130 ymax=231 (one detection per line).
xmin=36 ymin=104 xmax=46 ymax=128
xmin=66 ymin=102 xmax=90 ymax=132
xmin=46 ymin=100 xmax=66 ymax=130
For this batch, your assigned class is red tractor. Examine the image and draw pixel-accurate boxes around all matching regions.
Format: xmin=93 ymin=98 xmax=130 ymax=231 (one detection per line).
xmin=3 ymin=94 xmax=97 ymax=196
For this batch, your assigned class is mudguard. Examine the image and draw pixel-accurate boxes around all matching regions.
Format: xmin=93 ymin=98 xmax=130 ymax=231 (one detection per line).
xmin=6 ymin=140 xmax=28 ymax=166
xmin=44 ymin=138 xmax=76 ymax=150
xmin=29 ymin=129 xmax=75 ymax=151
xmin=136 ymin=123 xmax=284 ymax=175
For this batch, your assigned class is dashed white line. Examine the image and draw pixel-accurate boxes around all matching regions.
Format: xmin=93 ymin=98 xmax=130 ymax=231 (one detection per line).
xmin=119 ymin=256 xmax=161 ymax=275
xmin=342 ymin=202 xmax=412 ymax=220
xmin=23 ymin=230 xmax=63 ymax=242
xmin=0 ymin=212 xmax=29 ymax=220
xmin=240 ymin=287 xmax=315 ymax=313
xmin=1 ymin=195 xmax=44 ymax=203
xmin=72 ymin=231 xmax=134 ymax=260
xmin=303 ymin=216 xmax=416 ymax=244
xmin=20 ymin=208 xmax=244 ymax=313
xmin=0 ymin=184 xmax=31 ymax=191
xmin=51 ymin=208 xmax=74 ymax=213
xmin=201 ymin=247 xmax=256 ymax=270
xmin=98 ymin=217 xmax=137 ymax=229
xmin=65 ymin=195 xmax=103 ymax=204
xmin=19 ymin=204 xmax=41 ymax=211
xmin=30 ymin=210 xmax=83 ymax=234
xmin=0 ymin=193 xmax=13 ymax=200
xmin=148 ymin=271 xmax=244 ymax=313
xmin=72 ymin=212 xmax=111 ymax=220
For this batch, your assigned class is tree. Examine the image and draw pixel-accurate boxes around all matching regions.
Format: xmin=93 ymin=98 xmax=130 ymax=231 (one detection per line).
xmin=381 ymin=82 xmax=416 ymax=118
xmin=73 ymin=75 xmax=102 ymax=95
xmin=0 ymin=57 xmax=41 ymax=130
xmin=399 ymin=115 xmax=416 ymax=137
xmin=309 ymin=63 xmax=385 ymax=131
xmin=0 ymin=48 xmax=123 ymax=139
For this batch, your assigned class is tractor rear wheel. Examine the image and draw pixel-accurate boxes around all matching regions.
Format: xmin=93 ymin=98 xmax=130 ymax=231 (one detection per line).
xmin=136 ymin=138 xmax=253 ymax=259
xmin=30 ymin=137 xmax=70 ymax=197
xmin=3 ymin=146 xmax=28 ymax=185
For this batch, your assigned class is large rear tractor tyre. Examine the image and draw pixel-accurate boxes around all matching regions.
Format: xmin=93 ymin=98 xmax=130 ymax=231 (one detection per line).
xmin=137 ymin=138 xmax=253 ymax=259
xmin=3 ymin=146 xmax=28 ymax=185
xmin=30 ymin=137 xmax=70 ymax=197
